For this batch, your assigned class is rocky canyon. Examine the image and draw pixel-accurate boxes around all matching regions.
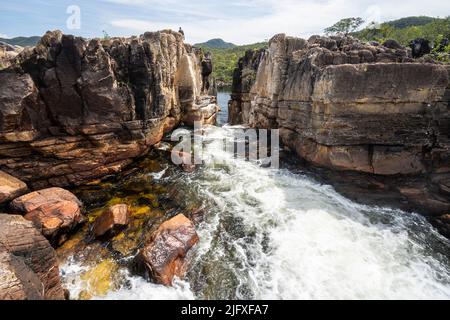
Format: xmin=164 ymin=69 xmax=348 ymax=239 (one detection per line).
xmin=0 ymin=29 xmax=449 ymax=301
xmin=229 ymin=34 xmax=450 ymax=237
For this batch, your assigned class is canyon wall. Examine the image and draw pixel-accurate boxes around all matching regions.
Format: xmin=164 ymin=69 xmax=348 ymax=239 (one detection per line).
xmin=230 ymin=34 xmax=450 ymax=226
xmin=0 ymin=30 xmax=218 ymax=189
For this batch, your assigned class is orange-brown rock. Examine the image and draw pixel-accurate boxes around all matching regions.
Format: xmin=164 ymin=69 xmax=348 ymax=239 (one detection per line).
xmin=10 ymin=188 xmax=84 ymax=245
xmin=0 ymin=214 xmax=65 ymax=300
xmin=0 ymin=170 xmax=28 ymax=204
xmin=93 ymin=204 xmax=130 ymax=238
xmin=137 ymin=214 xmax=199 ymax=286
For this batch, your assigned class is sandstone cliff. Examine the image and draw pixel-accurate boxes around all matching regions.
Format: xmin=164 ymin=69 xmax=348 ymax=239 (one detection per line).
xmin=0 ymin=30 xmax=218 ymax=189
xmin=229 ymin=34 xmax=450 ymax=231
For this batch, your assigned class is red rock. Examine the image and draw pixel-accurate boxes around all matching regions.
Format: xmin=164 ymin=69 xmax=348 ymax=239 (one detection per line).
xmin=93 ymin=204 xmax=130 ymax=238
xmin=138 ymin=214 xmax=199 ymax=286
xmin=10 ymin=188 xmax=84 ymax=245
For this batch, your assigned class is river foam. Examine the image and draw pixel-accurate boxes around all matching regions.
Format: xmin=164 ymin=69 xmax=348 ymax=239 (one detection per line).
xmin=61 ymin=124 xmax=450 ymax=300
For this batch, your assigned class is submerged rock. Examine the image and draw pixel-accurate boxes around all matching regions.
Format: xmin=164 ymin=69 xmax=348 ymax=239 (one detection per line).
xmin=0 ymin=214 xmax=65 ymax=300
xmin=137 ymin=214 xmax=199 ymax=286
xmin=78 ymin=259 xmax=118 ymax=300
xmin=0 ymin=170 xmax=28 ymax=205
xmin=10 ymin=188 xmax=84 ymax=245
xmin=93 ymin=204 xmax=130 ymax=238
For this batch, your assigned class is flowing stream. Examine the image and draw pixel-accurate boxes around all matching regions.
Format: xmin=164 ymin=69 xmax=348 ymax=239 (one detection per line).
xmin=60 ymin=91 xmax=450 ymax=300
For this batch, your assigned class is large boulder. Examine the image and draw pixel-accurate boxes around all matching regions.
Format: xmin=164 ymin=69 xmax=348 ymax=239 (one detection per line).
xmin=0 ymin=170 xmax=28 ymax=204
xmin=93 ymin=204 xmax=130 ymax=238
xmin=137 ymin=214 xmax=199 ymax=286
xmin=10 ymin=187 xmax=84 ymax=245
xmin=0 ymin=214 xmax=65 ymax=300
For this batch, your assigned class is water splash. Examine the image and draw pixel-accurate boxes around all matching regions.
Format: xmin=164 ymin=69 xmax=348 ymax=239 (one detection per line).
xmin=61 ymin=125 xmax=450 ymax=300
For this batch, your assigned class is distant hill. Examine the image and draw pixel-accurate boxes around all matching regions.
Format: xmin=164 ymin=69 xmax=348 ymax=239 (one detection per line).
xmin=0 ymin=36 xmax=41 ymax=47
xmin=354 ymin=16 xmax=450 ymax=45
xmin=198 ymin=42 xmax=268 ymax=87
xmin=353 ymin=16 xmax=450 ymax=63
xmin=195 ymin=38 xmax=236 ymax=49
xmin=386 ymin=16 xmax=438 ymax=29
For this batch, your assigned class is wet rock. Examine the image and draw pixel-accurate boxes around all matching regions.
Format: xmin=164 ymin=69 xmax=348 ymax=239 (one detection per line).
xmin=10 ymin=188 xmax=84 ymax=245
xmin=137 ymin=214 xmax=199 ymax=286
xmin=433 ymin=214 xmax=450 ymax=238
xmin=0 ymin=214 xmax=65 ymax=300
xmin=0 ymin=170 xmax=28 ymax=204
xmin=78 ymin=259 xmax=118 ymax=300
xmin=93 ymin=204 xmax=130 ymax=238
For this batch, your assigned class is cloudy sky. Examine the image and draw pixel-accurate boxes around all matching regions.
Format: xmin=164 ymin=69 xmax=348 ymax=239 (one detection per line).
xmin=0 ymin=0 xmax=449 ymax=44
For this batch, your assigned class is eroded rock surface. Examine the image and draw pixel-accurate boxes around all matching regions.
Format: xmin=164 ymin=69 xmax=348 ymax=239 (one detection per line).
xmin=0 ymin=30 xmax=218 ymax=189
xmin=0 ymin=42 xmax=22 ymax=70
xmin=137 ymin=214 xmax=199 ymax=286
xmin=229 ymin=34 xmax=450 ymax=233
xmin=0 ymin=170 xmax=28 ymax=204
xmin=0 ymin=214 xmax=65 ymax=300
xmin=10 ymin=187 xmax=84 ymax=245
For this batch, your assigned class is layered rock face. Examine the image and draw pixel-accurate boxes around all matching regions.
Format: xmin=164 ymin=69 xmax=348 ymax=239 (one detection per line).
xmin=0 ymin=30 xmax=218 ymax=189
xmin=230 ymin=34 xmax=450 ymax=222
xmin=0 ymin=214 xmax=65 ymax=300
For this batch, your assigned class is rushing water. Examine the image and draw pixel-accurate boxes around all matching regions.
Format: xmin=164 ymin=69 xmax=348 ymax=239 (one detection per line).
xmin=60 ymin=91 xmax=450 ymax=300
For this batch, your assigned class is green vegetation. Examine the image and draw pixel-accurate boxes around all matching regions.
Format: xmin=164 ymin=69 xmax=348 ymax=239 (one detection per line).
xmin=196 ymin=40 xmax=268 ymax=87
xmin=385 ymin=16 xmax=437 ymax=29
xmin=352 ymin=16 xmax=450 ymax=62
xmin=194 ymin=38 xmax=236 ymax=49
xmin=0 ymin=36 xmax=40 ymax=47
xmin=354 ymin=16 xmax=450 ymax=45
xmin=324 ymin=17 xmax=365 ymax=36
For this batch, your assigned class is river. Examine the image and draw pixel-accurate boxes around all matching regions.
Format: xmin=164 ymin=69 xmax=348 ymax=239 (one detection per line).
xmin=60 ymin=91 xmax=450 ymax=300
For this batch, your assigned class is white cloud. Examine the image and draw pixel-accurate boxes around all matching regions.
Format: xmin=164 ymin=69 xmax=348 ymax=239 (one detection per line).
xmin=0 ymin=33 xmax=10 ymax=39
xmin=108 ymin=0 xmax=450 ymax=45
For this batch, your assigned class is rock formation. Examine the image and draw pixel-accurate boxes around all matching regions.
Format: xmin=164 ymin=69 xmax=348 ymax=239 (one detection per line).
xmin=0 ymin=214 xmax=65 ymax=300
xmin=136 ymin=214 xmax=199 ymax=286
xmin=0 ymin=30 xmax=218 ymax=189
xmin=0 ymin=42 xmax=22 ymax=70
xmin=93 ymin=204 xmax=130 ymax=238
xmin=0 ymin=170 xmax=28 ymax=205
xmin=229 ymin=34 xmax=450 ymax=233
xmin=9 ymin=187 xmax=84 ymax=245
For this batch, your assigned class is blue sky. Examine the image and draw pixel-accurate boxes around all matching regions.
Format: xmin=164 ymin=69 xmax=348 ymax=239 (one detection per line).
xmin=1 ymin=0 xmax=449 ymax=45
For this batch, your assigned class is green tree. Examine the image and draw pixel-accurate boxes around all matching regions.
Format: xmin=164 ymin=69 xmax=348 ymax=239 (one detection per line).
xmin=324 ymin=18 xmax=365 ymax=36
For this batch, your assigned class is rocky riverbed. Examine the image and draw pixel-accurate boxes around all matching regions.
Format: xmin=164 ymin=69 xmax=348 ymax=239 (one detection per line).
xmin=0 ymin=31 xmax=449 ymax=300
